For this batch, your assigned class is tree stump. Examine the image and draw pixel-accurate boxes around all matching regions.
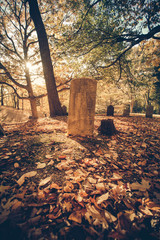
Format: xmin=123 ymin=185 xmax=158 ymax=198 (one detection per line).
xmin=0 ymin=124 xmax=5 ymax=137
xmin=99 ymin=119 xmax=117 ymax=136
xmin=107 ymin=105 xmax=114 ymax=116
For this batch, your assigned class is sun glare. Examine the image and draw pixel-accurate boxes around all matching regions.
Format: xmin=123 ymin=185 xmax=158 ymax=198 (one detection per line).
xmin=26 ymin=61 xmax=32 ymax=69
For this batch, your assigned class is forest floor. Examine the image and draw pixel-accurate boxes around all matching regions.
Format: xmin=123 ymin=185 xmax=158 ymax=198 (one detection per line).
xmin=0 ymin=112 xmax=160 ymax=240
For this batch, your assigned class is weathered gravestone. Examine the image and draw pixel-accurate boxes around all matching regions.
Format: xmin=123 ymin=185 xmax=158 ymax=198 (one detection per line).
xmin=123 ymin=105 xmax=130 ymax=117
xmin=146 ymin=105 xmax=153 ymax=118
xmin=107 ymin=105 xmax=114 ymax=116
xmin=68 ymin=78 xmax=97 ymax=136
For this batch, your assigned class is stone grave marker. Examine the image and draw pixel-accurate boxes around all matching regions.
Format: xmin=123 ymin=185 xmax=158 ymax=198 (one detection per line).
xmin=68 ymin=78 xmax=97 ymax=136
xmin=146 ymin=105 xmax=153 ymax=118
xmin=107 ymin=105 xmax=114 ymax=116
xmin=123 ymin=105 xmax=130 ymax=117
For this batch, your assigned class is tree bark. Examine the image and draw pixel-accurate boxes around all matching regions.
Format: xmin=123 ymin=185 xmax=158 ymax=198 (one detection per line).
xmin=1 ymin=85 xmax=4 ymax=106
xmin=28 ymin=0 xmax=63 ymax=117
xmin=25 ymin=67 xmax=38 ymax=119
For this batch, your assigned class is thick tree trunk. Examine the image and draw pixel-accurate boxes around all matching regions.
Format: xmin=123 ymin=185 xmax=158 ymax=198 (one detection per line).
xmin=28 ymin=0 xmax=63 ymax=117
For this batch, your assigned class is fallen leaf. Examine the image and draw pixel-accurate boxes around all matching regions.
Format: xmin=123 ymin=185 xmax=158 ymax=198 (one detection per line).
xmin=88 ymin=177 xmax=97 ymax=184
xmin=58 ymin=155 xmax=66 ymax=160
xmin=45 ymin=155 xmax=53 ymax=159
xmin=68 ymin=211 xmax=82 ymax=223
xmin=11 ymin=199 xmax=23 ymax=210
xmin=130 ymin=179 xmax=150 ymax=191
xmin=50 ymin=183 xmax=61 ymax=190
xmin=14 ymin=162 xmax=19 ymax=168
xmin=139 ymin=205 xmax=153 ymax=216
xmin=110 ymin=173 xmax=122 ymax=181
xmin=48 ymin=160 xmax=54 ymax=165
xmin=17 ymin=176 xmax=25 ymax=186
xmin=96 ymin=183 xmax=106 ymax=191
xmin=36 ymin=162 xmax=46 ymax=169
xmin=105 ymin=210 xmax=117 ymax=222
xmin=62 ymin=201 xmax=73 ymax=212
xmin=96 ymin=192 xmax=109 ymax=204
xmin=0 ymin=185 xmax=10 ymax=194
xmin=39 ymin=176 xmax=51 ymax=187
xmin=63 ymin=182 xmax=74 ymax=192
xmin=17 ymin=171 xmax=37 ymax=186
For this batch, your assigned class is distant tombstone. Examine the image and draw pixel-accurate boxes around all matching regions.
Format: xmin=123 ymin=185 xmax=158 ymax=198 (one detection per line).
xmin=0 ymin=124 xmax=5 ymax=136
xmin=146 ymin=105 xmax=153 ymax=118
xmin=68 ymin=78 xmax=97 ymax=136
xmin=107 ymin=105 xmax=114 ymax=116
xmin=62 ymin=105 xmax=68 ymax=115
xmin=123 ymin=105 xmax=130 ymax=117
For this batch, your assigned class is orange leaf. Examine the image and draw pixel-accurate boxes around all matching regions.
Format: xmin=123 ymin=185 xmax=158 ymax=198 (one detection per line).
xmin=68 ymin=211 xmax=82 ymax=223
xmin=58 ymin=155 xmax=66 ymax=160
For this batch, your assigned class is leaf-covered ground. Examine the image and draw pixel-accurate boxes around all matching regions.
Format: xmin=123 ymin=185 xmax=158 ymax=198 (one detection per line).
xmin=0 ymin=115 xmax=160 ymax=240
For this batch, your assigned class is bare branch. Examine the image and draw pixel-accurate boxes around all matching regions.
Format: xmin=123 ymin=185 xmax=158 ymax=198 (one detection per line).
xmin=58 ymin=87 xmax=70 ymax=93
xmin=0 ymin=62 xmax=28 ymax=89
xmin=56 ymin=73 xmax=74 ymax=88
xmin=75 ymin=0 xmax=101 ymax=34
xmin=27 ymin=40 xmax=39 ymax=48
xmin=0 ymin=81 xmax=29 ymax=99
xmin=1 ymin=21 xmax=23 ymax=60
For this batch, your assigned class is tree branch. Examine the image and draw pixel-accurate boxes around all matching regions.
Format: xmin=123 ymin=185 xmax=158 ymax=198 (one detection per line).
xmin=0 ymin=62 xmax=28 ymax=89
xmin=75 ymin=0 xmax=101 ymax=35
xmin=0 ymin=81 xmax=48 ymax=99
xmin=0 ymin=81 xmax=28 ymax=99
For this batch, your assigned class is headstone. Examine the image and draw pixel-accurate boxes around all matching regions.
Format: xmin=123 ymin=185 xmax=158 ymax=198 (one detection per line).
xmin=123 ymin=105 xmax=130 ymax=117
xmin=62 ymin=105 xmax=68 ymax=115
xmin=107 ymin=105 xmax=114 ymax=116
xmin=68 ymin=78 xmax=97 ymax=136
xmin=98 ymin=119 xmax=116 ymax=136
xmin=146 ymin=105 xmax=153 ymax=118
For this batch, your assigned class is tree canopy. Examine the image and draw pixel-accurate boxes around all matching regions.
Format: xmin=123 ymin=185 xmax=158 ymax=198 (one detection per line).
xmin=58 ymin=0 xmax=160 ymax=66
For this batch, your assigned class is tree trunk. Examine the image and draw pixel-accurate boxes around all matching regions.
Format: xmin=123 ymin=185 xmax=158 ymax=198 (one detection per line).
xmin=25 ymin=67 xmax=38 ymax=119
xmin=28 ymin=0 xmax=63 ymax=117
xmin=1 ymin=85 xmax=4 ymax=106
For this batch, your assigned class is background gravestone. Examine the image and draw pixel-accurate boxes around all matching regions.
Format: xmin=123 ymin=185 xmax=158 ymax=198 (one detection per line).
xmin=146 ymin=105 xmax=153 ymax=118
xmin=107 ymin=105 xmax=114 ymax=116
xmin=68 ymin=78 xmax=97 ymax=136
xmin=62 ymin=105 xmax=68 ymax=115
xmin=123 ymin=105 xmax=130 ymax=117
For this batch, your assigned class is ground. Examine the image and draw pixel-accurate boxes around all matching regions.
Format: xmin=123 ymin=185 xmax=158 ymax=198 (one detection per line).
xmin=0 ymin=108 xmax=160 ymax=240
